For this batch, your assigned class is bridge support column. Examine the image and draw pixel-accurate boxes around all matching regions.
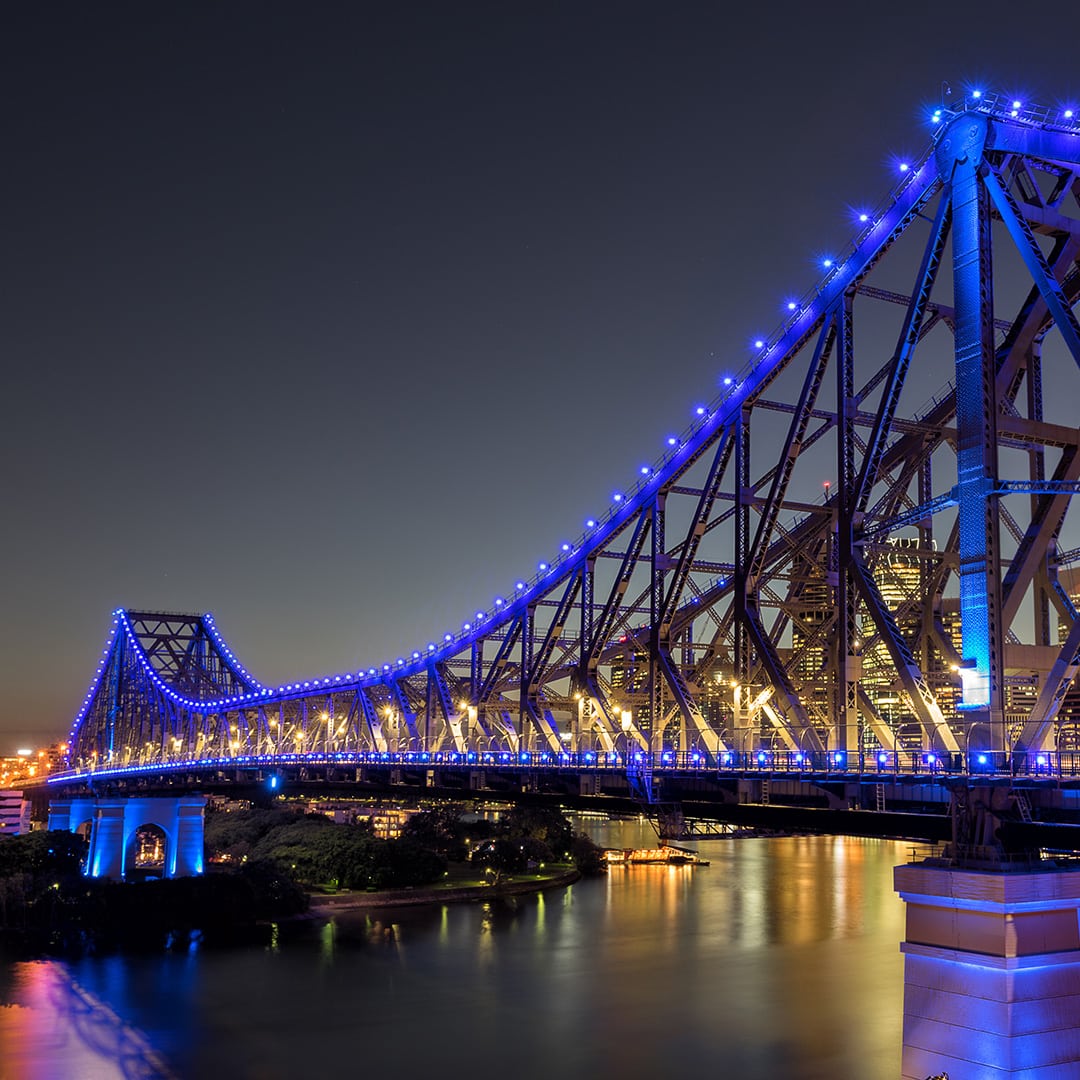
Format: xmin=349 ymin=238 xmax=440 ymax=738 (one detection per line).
xmin=88 ymin=801 xmax=127 ymax=880
xmin=895 ymin=861 xmax=1080 ymax=1078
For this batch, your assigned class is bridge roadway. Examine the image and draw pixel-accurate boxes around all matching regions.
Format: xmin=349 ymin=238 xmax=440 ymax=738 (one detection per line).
xmin=42 ymin=747 xmax=1080 ymax=852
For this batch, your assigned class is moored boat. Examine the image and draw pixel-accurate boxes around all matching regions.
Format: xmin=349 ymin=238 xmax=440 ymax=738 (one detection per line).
xmin=602 ymin=845 xmax=709 ymax=866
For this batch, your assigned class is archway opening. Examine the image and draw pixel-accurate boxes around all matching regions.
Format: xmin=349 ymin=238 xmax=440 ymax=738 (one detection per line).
xmin=127 ymin=823 xmax=168 ymax=880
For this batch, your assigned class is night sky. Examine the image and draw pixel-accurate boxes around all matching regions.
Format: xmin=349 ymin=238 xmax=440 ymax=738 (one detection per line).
xmin=2 ymin=2 xmax=1078 ymax=749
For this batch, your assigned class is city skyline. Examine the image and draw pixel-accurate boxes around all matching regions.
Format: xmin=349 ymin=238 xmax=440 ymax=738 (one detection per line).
xmin=3 ymin=3 xmax=1079 ymax=749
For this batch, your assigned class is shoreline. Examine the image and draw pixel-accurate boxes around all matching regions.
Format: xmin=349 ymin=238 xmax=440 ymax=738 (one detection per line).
xmin=305 ymin=867 xmax=582 ymax=913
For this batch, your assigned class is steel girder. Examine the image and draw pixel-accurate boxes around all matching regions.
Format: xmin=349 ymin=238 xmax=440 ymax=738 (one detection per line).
xmin=64 ymin=97 xmax=1080 ymax=772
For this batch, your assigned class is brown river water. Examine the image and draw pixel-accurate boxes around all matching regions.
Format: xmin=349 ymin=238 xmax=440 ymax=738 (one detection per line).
xmin=0 ymin=820 xmax=913 ymax=1080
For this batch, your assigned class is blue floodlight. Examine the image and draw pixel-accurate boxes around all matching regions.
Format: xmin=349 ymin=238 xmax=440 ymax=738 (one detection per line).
xmin=753 ymin=340 xmax=764 ymax=349
xmin=695 ymin=406 xmax=706 ymax=415
xmin=972 ymin=89 xmax=982 ymax=99
xmin=878 ymin=752 xmax=888 ymax=764
xmin=859 ymin=213 xmax=869 ymax=223
xmin=1065 ymin=109 xmax=1075 ymax=119
xmin=898 ymin=162 xmax=910 ymax=173
xmin=667 ymin=437 xmax=677 ymax=446
xmin=539 ymin=561 xmax=548 ymax=570
xmin=822 ymin=258 xmax=833 ymax=268
xmin=640 ymin=466 xmax=650 ymax=475
xmin=612 ymin=493 xmax=622 ymax=503
xmin=586 ymin=518 xmax=596 ymax=527
xmin=787 ymin=301 xmax=797 ymax=310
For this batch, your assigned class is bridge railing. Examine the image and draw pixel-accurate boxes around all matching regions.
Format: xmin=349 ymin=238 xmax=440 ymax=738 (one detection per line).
xmin=47 ymin=746 xmax=1080 ymax=784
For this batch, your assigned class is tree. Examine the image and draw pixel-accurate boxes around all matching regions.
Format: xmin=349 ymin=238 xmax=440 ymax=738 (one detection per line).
xmin=500 ymin=806 xmax=573 ymax=860
xmin=204 ymin=806 xmax=299 ymax=863
xmin=0 ymin=830 xmax=88 ymax=882
xmin=569 ymin=833 xmax=607 ymax=876
xmin=401 ymin=807 xmax=467 ymax=860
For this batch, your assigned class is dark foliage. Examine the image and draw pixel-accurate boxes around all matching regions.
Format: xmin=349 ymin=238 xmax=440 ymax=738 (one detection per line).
xmin=401 ymin=807 xmax=468 ymax=860
xmin=569 ymin=833 xmax=607 ymax=875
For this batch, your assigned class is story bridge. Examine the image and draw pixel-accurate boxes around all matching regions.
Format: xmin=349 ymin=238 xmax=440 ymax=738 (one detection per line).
xmin=48 ymin=89 xmax=1080 ymax=848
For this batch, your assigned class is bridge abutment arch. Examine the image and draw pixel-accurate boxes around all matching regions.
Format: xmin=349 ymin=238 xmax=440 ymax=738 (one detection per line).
xmin=48 ymin=795 xmax=206 ymax=880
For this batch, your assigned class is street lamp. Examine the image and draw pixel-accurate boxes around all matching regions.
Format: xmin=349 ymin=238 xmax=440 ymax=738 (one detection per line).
xmin=620 ymin=709 xmax=633 ymax=761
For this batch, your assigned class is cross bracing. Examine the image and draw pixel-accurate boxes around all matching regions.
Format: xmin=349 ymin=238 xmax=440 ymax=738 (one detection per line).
xmin=65 ymin=91 xmax=1080 ymax=772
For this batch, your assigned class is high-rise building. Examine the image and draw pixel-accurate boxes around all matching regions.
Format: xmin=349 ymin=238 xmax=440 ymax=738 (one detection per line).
xmin=0 ymin=790 xmax=31 ymax=836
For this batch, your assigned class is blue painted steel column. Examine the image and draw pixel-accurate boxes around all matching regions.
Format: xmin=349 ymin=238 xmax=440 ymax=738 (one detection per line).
xmin=936 ymin=115 xmax=1005 ymax=748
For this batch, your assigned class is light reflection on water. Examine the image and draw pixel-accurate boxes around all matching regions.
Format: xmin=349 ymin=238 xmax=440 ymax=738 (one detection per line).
xmin=0 ymin=825 xmax=908 ymax=1080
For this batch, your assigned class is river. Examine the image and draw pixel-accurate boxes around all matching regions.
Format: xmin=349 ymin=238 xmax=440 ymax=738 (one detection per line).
xmin=0 ymin=821 xmax=914 ymax=1080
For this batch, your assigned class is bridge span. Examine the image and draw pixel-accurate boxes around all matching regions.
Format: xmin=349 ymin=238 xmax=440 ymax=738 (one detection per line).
xmin=52 ymin=91 xmax=1080 ymax=846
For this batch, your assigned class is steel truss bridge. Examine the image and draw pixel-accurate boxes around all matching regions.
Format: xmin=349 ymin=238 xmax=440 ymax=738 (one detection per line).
xmin=58 ymin=91 xmax=1080 ymax=791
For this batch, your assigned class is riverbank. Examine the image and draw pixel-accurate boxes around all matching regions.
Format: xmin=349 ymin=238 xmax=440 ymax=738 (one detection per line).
xmin=307 ymin=866 xmax=581 ymax=912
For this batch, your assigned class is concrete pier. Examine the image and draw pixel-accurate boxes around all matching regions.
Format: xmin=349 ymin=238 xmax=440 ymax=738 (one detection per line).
xmin=895 ymin=860 xmax=1080 ymax=1078
xmin=48 ymin=795 xmax=206 ymax=880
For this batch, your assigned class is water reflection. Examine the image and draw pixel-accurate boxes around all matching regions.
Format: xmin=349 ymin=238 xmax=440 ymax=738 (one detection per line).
xmin=2 ymin=829 xmax=910 ymax=1080
xmin=0 ymin=960 xmax=174 ymax=1079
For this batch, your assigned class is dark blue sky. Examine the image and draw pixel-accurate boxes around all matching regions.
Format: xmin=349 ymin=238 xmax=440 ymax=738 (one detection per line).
xmin=2 ymin=2 xmax=1077 ymax=748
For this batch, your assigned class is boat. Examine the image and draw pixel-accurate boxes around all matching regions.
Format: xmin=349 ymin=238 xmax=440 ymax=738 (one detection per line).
xmin=602 ymin=845 xmax=709 ymax=866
